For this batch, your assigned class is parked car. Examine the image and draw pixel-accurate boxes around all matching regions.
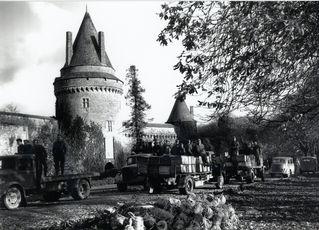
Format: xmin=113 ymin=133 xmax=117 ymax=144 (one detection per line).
xmin=300 ymin=156 xmax=318 ymax=174
xmin=270 ymin=157 xmax=295 ymax=178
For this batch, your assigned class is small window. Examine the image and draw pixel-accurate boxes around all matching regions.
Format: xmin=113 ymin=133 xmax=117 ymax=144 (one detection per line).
xmin=0 ymin=159 xmax=15 ymax=170
xmin=107 ymin=120 xmax=113 ymax=132
xmin=82 ymin=98 xmax=89 ymax=108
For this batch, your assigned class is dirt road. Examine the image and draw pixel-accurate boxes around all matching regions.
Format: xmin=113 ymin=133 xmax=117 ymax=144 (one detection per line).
xmin=0 ymin=175 xmax=318 ymax=229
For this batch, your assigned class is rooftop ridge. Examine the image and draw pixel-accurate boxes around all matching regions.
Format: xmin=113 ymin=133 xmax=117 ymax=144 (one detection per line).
xmin=0 ymin=111 xmax=55 ymax=120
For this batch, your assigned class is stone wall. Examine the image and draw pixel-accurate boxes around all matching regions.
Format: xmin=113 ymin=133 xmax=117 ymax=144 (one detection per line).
xmin=0 ymin=112 xmax=58 ymax=156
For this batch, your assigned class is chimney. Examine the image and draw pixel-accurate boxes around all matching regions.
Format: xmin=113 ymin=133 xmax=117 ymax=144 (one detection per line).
xmin=190 ymin=106 xmax=194 ymax=117
xmin=98 ymin=31 xmax=106 ymax=64
xmin=66 ymin=31 xmax=73 ymax=66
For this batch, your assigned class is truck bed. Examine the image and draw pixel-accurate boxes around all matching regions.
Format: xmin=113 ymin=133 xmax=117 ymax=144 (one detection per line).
xmin=41 ymin=173 xmax=100 ymax=183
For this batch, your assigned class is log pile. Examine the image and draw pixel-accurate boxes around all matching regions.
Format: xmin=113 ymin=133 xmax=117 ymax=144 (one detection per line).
xmin=108 ymin=193 xmax=239 ymax=230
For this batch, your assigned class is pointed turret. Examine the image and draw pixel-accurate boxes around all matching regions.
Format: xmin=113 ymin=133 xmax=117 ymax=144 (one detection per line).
xmin=167 ymin=95 xmax=197 ymax=141
xmin=167 ymin=94 xmax=195 ymax=125
xmin=67 ymin=12 xmax=113 ymax=68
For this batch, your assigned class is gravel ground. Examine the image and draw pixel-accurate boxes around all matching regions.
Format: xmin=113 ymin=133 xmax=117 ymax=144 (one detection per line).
xmin=227 ymin=175 xmax=319 ymax=229
xmin=0 ymin=175 xmax=319 ymax=229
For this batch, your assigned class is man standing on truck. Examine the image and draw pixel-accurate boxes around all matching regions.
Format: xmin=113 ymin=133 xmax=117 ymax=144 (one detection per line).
xmin=52 ymin=134 xmax=67 ymax=176
xmin=33 ymin=139 xmax=47 ymax=187
xmin=194 ymin=139 xmax=208 ymax=163
xmin=23 ymin=140 xmax=34 ymax=155
xmin=171 ymin=139 xmax=186 ymax=155
xmin=16 ymin=138 xmax=24 ymax=154
xmin=185 ymin=140 xmax=193 ymax=156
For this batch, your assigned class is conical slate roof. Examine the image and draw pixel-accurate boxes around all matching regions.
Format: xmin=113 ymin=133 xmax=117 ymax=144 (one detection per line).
xmin=166 ymin=95 xmax=195 ymax=125
xmin=70 ymin=12 xmax=113 ymax=68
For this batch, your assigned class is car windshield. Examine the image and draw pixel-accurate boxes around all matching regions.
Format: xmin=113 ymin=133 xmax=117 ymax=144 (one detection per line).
xmin=273 ymin=159 xmax=286 ymax=163
xmin=0 ymin=158 xmax=16 ymax=170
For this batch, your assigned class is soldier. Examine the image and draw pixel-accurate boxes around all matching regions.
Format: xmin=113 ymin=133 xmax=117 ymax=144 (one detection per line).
xmin=252 ymin=141 xmax=262 ymax=166
xmin=52 ymin=134 xmax=67 ymax=176
xmin=194 ymin=139 xmax=207 ymax=163
xmin=161 ymin=140 xmax=171 ymax=155
xmin=185 ymin=140 xmax=193 ymax=156
xmin=229 ymin=136 xmax=239 ymax=157
xmin=23 ymin=140 xmax=34 ymax=155
xmin=230 ymin=136 xmax=240 ymax=175
xmin=33 ymin=139 xmax=47 ymax=187
xmin=16 ymin=138 xmax=24 ymax=154
xmin=171 ymin=139 xmax=186 ymax=155
xmin=152 ymin=138 xmax=161 ymax=156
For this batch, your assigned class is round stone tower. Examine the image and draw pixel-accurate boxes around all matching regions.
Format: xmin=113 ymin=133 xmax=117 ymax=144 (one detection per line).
xmin=53 ymin=12 xmax=123 ymax=159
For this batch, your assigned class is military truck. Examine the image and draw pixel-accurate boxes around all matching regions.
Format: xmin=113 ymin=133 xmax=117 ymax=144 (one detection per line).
xmin=226 ymin=154 xmax=265 ymax=183
xmin=0 ymin=154 xmax=99 ymax=210
xmin=147 ymin=154 xmax=214 ymax=195
xmin=115 ymin=153 xmax=152 ymax=192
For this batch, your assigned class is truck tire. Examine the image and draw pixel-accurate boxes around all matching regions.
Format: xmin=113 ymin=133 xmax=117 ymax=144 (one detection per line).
xmin=69 ymin=179 xmax=91 ymax=200
xmin=2 ymin=186 xmax=22 ymax=210
xmin=43 ymin=191 xmax=61 ymax=202
xmin=117 ymin=182 xmax=127 ymax=192
xmin=179 ymin=176 xmax=194 ymax=195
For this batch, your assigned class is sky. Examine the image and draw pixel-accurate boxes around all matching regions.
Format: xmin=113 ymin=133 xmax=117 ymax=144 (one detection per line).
xmin=0 ymin=1 xmax=208 ymax=123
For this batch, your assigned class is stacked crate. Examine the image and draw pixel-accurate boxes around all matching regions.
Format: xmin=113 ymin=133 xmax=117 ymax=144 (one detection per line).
xmin=172 ymin=156 xmax=197 ymax=173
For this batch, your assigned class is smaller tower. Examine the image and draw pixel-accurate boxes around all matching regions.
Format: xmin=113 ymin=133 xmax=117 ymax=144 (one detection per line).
xmin=166 ymin=95 xmax=197 ymax=141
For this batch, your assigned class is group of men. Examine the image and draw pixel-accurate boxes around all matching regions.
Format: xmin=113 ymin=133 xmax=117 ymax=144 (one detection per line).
xmin=135 ymin=138 xmax=209 ymax=162
xmin=16 ymin=134 xmax=67 ymax=181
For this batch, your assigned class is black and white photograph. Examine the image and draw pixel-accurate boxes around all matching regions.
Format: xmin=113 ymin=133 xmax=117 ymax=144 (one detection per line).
xmin=0 ymin=1 xmax=319 ymax=229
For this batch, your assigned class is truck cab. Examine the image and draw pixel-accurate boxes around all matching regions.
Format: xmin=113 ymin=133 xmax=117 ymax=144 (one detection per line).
xmin=116 ymin=154 xmax=152 ymax=191
xmin=0 ymin=154 xmax=37 ymax=209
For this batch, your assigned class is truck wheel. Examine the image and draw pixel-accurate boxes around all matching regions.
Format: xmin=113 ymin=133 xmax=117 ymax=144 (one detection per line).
xmin=216 ymin=175 xmax=224 ymax=189
xmin=43 ymin=191 xmax=61 ymax=202
xmin=179 ymin=176 xmax=194 ymax=195
xmin=70 ymin=179 xmax=91 ymax=200
xmin=2 ymin=186 xmax=22 ymax=210
xmin=117 ymin=182 xmax=127 ymax=192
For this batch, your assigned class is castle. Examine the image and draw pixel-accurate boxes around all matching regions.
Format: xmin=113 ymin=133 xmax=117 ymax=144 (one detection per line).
xmin=0 ymin=11 xmax=177 ymax=158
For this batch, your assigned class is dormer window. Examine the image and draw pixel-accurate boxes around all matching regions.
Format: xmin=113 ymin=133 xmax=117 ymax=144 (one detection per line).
xmin=82 ymin=98 xmax=89 ymax=108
